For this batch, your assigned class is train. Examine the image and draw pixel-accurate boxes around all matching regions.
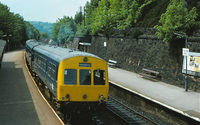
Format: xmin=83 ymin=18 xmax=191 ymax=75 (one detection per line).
xmin=25 ymin=39 xmax=109 ymax=121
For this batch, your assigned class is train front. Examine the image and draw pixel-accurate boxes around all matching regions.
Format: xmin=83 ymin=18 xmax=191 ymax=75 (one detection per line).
xmin=57 ymin=55 xmax=108 ymax=119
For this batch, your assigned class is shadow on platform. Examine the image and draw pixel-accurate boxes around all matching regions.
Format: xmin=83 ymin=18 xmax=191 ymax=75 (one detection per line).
xmin=0 ymin=62 xmax=40 ymax=125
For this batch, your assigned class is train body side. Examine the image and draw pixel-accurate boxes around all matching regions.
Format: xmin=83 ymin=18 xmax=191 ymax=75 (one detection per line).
xmin=32 ymin=50 xmax=59 ymax=97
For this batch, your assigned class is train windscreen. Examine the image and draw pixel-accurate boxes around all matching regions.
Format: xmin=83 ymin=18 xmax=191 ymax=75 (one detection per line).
xmin=64 ymin=69 xmax=77 ymax=85
xmin=79 ymin=70 xmax=91 ymax=85
xmin=94 ymin=69 xmax=105 ymax=85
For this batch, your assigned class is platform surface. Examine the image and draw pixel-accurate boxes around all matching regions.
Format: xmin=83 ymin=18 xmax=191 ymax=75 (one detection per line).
xmin=0 ymin=50 xmax=62 ymax=125
xmin=108 ymin=67 xmax=200 ymax=122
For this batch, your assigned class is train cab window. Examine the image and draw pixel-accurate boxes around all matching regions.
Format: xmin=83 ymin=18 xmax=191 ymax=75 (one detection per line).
xmin=94 ymin=69 xmax=105 ymax=85
xmin=64 ymin=69 xmax=77 ymax=85
xmin=79 ymin=70 xmax=91 ymax=85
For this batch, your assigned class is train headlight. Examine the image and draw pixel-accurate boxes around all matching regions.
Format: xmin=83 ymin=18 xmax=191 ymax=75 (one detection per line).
xmin=83 ymin=94 xmax=87 ymax=99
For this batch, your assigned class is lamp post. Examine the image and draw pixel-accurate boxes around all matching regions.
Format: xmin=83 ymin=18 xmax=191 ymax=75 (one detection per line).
xmin=2 ymin=34 xmax=12 ymax=51
xmin=174 ymin=32 xmax=188 ymax=91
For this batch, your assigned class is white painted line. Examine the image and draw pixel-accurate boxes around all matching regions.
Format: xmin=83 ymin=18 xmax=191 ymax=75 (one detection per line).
xmin=0 ymin=100 xmax=33 ymax=105
xmin=109 ymin=80 xmax=200 ymax=122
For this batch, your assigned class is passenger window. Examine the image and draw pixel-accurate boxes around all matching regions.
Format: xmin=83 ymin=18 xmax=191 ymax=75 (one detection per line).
xmin=94 ymin=69 xmax=105 ymax=85
xmin=52 ymin=65 xmax=55 ymax=75
xmin=80 ymin=70 xmax=91 ymax=85
xmin=64 ymin=69 xmax=77 ymax=85
xmin=48 ymin=63 xmax=51 ymax=76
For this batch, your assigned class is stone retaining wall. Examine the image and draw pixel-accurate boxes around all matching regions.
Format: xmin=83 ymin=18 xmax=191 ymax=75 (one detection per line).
xmin=90 ymin=36 xmax=200 ymax=91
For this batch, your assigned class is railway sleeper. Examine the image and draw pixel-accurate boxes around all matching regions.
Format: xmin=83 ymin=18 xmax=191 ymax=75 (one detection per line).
xmin=107 ymin=100 xmax=147 ymax=125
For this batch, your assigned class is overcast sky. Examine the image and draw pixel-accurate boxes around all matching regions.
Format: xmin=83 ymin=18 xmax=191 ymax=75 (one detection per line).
xmin=0 ymin=0 xmax=89 ymax=23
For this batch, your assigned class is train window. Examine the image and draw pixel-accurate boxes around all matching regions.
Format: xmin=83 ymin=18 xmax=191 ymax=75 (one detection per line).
xmin=35 ymin=54 xmax=38 ymax=63
xmin=64 ymin=69 xmax=77 ymax=85
xmin=48 ymin=62 xmax=55 ymax=80
xmin=48 ymin=63 xmax=52 ymax=77
xmin=44 ymin=59 xmax=47 ymax=71
xmin=52 ymin=64 xmax=56 ymax=78
xmin=94 ymin=69 xmax=105 ymax=85
xmin=38 ymin=56 xmax=42 ymax=67
xmin=79 ymin=70 xmax=91 ymax=85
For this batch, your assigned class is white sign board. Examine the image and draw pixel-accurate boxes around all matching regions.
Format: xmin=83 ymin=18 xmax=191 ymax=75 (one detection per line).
xmin=182 ymin=52 xmax=200 ymax=76
xmin=182 ymin=48 xmax=189 ymax=56
xmin=104 ymin=42 xmax=107 ymax=47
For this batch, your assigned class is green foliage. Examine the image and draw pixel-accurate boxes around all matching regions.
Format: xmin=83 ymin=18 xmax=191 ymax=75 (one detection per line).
xmin=75 ymin=24 xmax=89 ymax=37
xmin=136 ymin=0 xmax=170 ymax=27
xmin=25 ymin=22 xmax=40 ymax=40
xmin=0 ymin=2 xmax=40 ymax=50
xmin=0 ymin=30 xmax=3 ymax=37
xmin=154 ymin=0 xmax=197 ymax=42
xmin=74 ymin=11 xmax=83 ymax=25
xmin=53 ymin=0 xmax=199 ymax=41
xmin=83 ymin=0 xmax=154 ymax=35
xmin=52 ymin=16 xmax=77 ymax=45
xmin=29 ymin=21 xmax=54 ymax=36
xmin=40 ymin=32 xmax=50 ymax=39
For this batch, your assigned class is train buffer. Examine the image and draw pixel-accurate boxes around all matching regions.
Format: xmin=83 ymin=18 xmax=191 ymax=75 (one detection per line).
xmin=140 ymin=68 xmax=159 ymax=79
xmin=108 ymin=59 xmax=117 ymax=68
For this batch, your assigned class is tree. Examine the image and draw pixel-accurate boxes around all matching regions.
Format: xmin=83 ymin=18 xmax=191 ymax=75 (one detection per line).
xmin=89 ymin=0 xmax=153 ymax=34
xmin=40 ymin=32 xmax=50 ymax=39
xmin=74 ymin=11 xmax=83 ymax=25
xmin=52 ymin=16 xmax=77 ymax=45
xmin=0 ymin=2 xmax=40 ymax=50
xmin=91 ymin=0 xmax=110 ymax=35
xmin=154 ymin=0 xmax=197 ymax=42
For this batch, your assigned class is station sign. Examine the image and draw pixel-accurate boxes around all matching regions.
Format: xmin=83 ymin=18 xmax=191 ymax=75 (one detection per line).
xmin=182 ymin=52 xmax=200 ymax=76
xmin=104 ymin=42 xmax=107 ymax=47
xmin=182 ymin=48 xmax=189 ymax=56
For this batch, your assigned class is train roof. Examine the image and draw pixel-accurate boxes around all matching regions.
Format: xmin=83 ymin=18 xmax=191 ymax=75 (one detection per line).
xmin=26 ymin=39 xmax=40 ymax=49
xmin=26 ymin=40 xmax=102 ymax=63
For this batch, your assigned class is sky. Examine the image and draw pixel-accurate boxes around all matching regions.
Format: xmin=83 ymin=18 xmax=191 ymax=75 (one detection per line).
xmin=0 ymin=0 xmax=89 ymax=23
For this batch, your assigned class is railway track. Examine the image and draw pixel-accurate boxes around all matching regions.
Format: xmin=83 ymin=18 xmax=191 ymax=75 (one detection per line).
xmin=106 ymin=95 xmax=158 ymax=125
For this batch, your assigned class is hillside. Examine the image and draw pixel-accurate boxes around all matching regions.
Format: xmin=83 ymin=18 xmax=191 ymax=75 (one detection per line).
xmin=29 ymin=21 xmax=54 ymax=36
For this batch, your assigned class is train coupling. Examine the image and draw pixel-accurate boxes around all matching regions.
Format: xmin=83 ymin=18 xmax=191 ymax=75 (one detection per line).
xmin=99 ymin=95 xmax=106 ymax=104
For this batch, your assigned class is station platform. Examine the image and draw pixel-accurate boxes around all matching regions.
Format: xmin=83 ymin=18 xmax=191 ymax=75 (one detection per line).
xmin=108 ymin=67 xmax=200 ymax=122
xmin=0 ymin=50 xmax=63 ymax=125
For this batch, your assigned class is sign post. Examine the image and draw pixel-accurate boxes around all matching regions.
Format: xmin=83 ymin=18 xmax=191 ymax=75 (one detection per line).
xmin=183 ymin=48 xmax=189 ymax=91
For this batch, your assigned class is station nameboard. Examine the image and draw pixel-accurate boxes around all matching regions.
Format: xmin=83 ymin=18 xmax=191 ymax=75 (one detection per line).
xmin=182 ymin=48 xmax=189 ymax=56
xmin=182 ymin=52 xmax=200 ymax=76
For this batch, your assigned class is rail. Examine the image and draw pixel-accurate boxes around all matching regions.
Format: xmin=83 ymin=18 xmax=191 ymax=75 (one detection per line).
xmin=106 ymin=95 xmax=158 ymax=125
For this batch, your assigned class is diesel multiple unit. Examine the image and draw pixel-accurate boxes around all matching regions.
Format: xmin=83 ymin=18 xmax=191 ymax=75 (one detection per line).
xmin=25 ymin=39 xmax=109 ymax=120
